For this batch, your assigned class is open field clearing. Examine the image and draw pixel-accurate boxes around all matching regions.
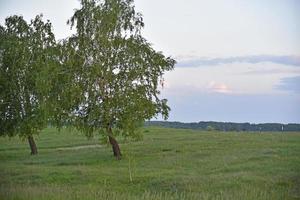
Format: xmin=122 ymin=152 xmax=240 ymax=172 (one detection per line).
xmin=0 ymin=127 xmax=299 ymax=200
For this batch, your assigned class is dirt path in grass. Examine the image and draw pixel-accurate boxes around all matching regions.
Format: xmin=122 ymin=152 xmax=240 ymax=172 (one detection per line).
xmin=56 ymin=144 xmax=102 ymax=151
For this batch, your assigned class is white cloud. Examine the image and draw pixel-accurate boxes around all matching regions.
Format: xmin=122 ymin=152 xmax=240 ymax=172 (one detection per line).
xmin=176 ymin=55 xmax=300 ymax=67
xmin=207 ymin=81 xmax=231 ymax=94
xmin=162 ymin=62 xmax=300 ymax=96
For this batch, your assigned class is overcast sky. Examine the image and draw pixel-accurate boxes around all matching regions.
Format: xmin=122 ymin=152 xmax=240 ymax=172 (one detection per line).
xmin=1 ymin=0 xmax=299 ymax=123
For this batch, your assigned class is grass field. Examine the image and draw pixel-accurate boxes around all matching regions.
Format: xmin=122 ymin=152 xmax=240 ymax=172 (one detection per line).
xmin=0 ymin=127 xmax=299 ymax=200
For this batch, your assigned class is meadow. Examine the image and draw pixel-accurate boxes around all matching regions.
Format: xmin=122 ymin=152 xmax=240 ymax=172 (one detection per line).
xmin=0 ymin=127 xmax=299 ymax=200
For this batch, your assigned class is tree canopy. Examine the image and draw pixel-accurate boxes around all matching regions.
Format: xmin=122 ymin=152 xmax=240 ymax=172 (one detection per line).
xmin=49 ymin=0 xmax=175 ymax=159
xmin=0 ymin=0 xmax=175 ymax=158
xmin=0 ymin=15 xmax=56 ymax=154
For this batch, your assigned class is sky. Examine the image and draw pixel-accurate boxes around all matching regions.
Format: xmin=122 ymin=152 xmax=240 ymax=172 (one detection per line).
xmin=0 ymin=0 xmax=299 ymax=123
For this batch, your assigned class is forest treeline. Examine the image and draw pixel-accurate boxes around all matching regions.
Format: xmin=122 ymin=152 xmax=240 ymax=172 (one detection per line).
xmin=145 ymin=121 xmax=300 ymax=132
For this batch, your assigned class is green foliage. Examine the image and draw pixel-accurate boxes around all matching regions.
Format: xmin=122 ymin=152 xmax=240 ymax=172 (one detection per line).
xmin=0 ymin=0 xmax=175 ymax=144
xmin=0 ymin=127 xmax=299 ymax=199
xmin=52 ymin=0 xmax=175 ymax=139
xmin=0 ymin=15 xmax=56 ymax=138
xmin=206 ymin=125 xmax=215 ymax=131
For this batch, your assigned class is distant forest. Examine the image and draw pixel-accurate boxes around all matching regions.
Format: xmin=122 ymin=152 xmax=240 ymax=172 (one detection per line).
xmin=145 ymin=121 xmax=300 ymax=132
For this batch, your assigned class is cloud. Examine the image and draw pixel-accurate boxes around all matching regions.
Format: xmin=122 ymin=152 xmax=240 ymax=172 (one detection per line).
xmin=207 ymin=81 xmax=231 ymax=94
xmin=176 ymin=55 xmax=300 ymax=67
xmin=162 ymin=62 xmax=300 ymax=96
xmin=242 ymin=68 xmax=300 ymax=75
xmin=276 ymin=76 xmax=300 ymax=93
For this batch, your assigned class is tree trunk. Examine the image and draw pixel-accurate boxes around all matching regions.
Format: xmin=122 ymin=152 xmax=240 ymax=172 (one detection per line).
xmin=27 ymin=135 xmax=38 ymax=155
xmin=107 ymin=128 xmax=121 ymax=160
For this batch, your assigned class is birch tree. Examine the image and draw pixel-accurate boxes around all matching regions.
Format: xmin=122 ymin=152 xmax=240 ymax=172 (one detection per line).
xmin=55 ymin=0 xmax=175 ymax=159
xmin=0 ymin=15 xmax=56 ymax=154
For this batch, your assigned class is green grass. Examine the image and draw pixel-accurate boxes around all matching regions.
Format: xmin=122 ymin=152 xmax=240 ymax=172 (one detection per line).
xmin=0 ymin=127 xmax=299 ymax=199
